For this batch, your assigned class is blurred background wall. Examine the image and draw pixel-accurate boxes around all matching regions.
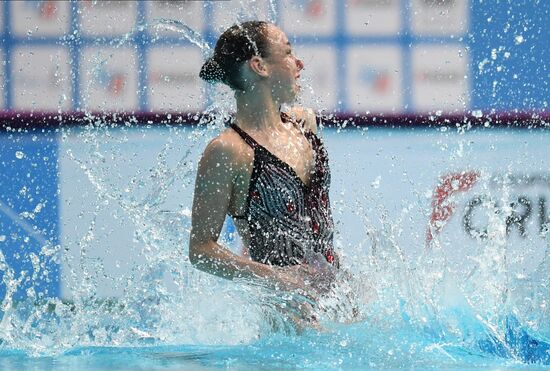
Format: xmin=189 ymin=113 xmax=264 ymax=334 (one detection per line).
xmin=0 ymin=0 xmax=548 ymax=114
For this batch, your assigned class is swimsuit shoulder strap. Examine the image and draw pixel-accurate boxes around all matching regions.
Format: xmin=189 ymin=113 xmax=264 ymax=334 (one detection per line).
xmin=228 ymin=123 xmax=256 ymax=221
xmin=230 ymin=123 xmax=259 ymax=149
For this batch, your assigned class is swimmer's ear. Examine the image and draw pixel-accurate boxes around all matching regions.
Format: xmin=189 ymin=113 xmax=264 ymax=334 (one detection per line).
xmin=248 ymin=56 xmax=269 ymax=78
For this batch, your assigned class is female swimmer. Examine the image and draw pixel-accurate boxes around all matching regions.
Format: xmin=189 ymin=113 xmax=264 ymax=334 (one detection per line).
xmin=189 ymin=21 xmax=339 ymax=302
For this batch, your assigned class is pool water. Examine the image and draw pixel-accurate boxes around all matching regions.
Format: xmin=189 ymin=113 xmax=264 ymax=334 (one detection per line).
xmin=1 ymin=319 xmax=549 ymax=369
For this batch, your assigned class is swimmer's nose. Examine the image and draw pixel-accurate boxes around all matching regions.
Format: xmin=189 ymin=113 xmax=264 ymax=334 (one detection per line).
xmin=296 ymin=57 xmax=304 ymax=71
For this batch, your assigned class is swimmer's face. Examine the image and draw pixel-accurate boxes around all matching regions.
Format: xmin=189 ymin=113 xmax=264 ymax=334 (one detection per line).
xmin=263 ymin=25 xmax=304 ymax=103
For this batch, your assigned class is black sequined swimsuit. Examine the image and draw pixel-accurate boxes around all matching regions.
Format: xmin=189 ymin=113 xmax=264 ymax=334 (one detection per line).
xmin=230 ymin=113 xmax=336 ymax=267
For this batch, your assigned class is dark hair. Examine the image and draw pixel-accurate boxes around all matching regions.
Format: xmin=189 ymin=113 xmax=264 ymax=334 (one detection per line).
xmin=199 ymin=21 xmax=270 ymax=91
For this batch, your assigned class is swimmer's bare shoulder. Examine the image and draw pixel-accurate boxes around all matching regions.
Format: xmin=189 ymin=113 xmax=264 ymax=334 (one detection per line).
xmin=287 ymin=106 xmax=318 ymax=134
xmin=195 ymin=128 xmax=253 ymax=217
xmin=202 ymin=128 xmax=253 ymax=171
xmin=215 ymin=127 xmax=254 ymax=174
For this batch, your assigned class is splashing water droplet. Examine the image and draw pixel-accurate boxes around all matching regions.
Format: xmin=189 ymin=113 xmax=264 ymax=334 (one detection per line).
xmin=514 ymin=35 xmax=525 ymax=44
xmin=15 ymin=151 xmax=24 ymax=159
xmin=472 ymin=110 xmax=483 ymax=118
xmin=151 ymin=19 xmax=212 ymax=57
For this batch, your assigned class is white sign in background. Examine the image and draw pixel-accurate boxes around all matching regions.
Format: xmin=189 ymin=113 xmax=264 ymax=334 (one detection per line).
xmin=58 ymin=128 xmax=203 ymax=298
xmin=325 ymin=128 xmax=550 ymax=277
xmin=80 ymin=47 xmax=139 ymax=111
xmin=411 ymin=0 xmax=469 ymax=36
xmin=345 ymin=0 xmax=401 ymax=36
xmin=346 ymin=45 xmax=403 ymax=112
xmin=3 ymin=0 xmax=472 ymax=113
xmin=412 ymin=45 xmax=469 ymax=112
xmin=58 ymin=127 xmax=550 ymax=298
xmin=11 ymin=46 xmax=72 ymax=111
xmin=147 ymin=47 xmax=205 ymax=112
xmin=295 ymin=45 xmax=338 ymax=110
xmin=79 ymin=1 xmax=137 ymax=37
xmin=10 ymin=0 xmax=70 ymax=37
xmin=436 ymin=172 xmax=550 ymax=278
xmin=281 ymin=0 xmax=336 ymax=37
xmin=211 ymin=0 xmax=272 ymax=35
xmin=146 ymin=1 xmax=204 ymax=37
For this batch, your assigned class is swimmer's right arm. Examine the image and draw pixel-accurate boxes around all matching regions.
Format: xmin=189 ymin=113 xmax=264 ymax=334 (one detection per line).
xmin=188 ymin=138 xmax=309 ymax=294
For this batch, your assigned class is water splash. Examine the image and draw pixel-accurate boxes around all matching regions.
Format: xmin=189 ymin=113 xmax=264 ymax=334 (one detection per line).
xmin=151 ymin=19 xmax=212 ymax=57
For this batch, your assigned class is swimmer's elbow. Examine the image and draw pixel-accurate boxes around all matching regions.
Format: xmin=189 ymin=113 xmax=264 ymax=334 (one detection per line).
xmin=188 ymin=240 xmax=217 ymax=270
xmin=188 ymin=242 xmax=203 ymax=267
xmin=188 ymin=237 xmax=204 ymax=266
xmin=188 ymin=240 xmax=234 ymax=279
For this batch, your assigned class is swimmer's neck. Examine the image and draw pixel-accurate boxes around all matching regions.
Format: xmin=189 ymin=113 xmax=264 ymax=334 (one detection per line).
xmin=234 ymin=88 xmax=284 ymax=131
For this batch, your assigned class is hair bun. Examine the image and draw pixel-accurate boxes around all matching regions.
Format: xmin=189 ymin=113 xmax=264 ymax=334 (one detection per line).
xmin=199 ymin=57 xmax=226 ymax=83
